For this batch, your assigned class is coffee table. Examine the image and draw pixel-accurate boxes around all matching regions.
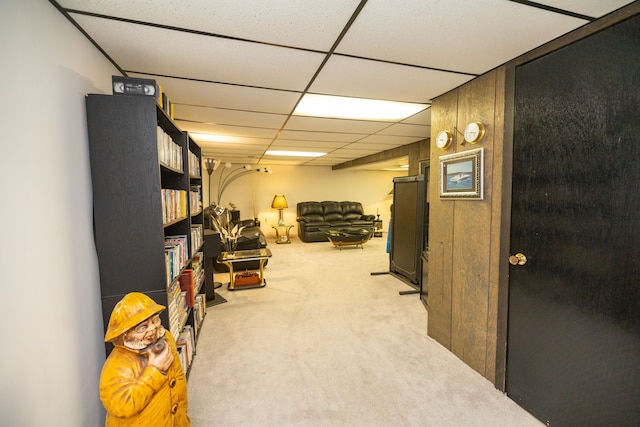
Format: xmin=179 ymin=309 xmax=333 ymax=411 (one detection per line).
xmin=325 ymin=228 xmax=373 ymax=250
xmin=218 ymin=248 xmax=272 ymax=290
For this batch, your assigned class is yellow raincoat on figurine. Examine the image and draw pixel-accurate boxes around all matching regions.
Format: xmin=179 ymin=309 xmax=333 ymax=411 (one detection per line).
xmin=100 ymin=292 xmax=190 ymax=427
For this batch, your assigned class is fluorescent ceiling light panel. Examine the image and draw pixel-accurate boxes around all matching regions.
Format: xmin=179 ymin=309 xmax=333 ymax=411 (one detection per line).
xmin=266 ymin=150 xmax=326 ymax=157
xmin=190 ymin=133 xmax=241 ymax=143
xmin=294 ymin=94 xmax=428 ymax=121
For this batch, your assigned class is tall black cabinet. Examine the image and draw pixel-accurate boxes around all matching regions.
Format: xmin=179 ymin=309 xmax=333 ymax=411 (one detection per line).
xmin=389 ymin=175 xmax=426 ymax=289
xmin=86 ymin=94 xmax=204 ymax=362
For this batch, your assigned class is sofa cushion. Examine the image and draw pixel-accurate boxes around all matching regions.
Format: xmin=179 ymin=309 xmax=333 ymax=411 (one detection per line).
xmin=298 ymin=214 xmax=324 ymax=223
xmin=297 ymin=201 xmax=323 ymax=217
xmin=322 ymin=201 xmax=343 ymax=222
xmin=341 ymin=201 xmax=363 ymax=214
xmin=301 ymin=221 xmax=330 ymax=232
xmin=343 ymin=212 xmax=362 ymax=221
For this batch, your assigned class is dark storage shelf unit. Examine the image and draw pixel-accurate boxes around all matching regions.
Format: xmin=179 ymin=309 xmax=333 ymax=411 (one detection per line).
xmin=86 ymin=94 xmax=204 ymax=366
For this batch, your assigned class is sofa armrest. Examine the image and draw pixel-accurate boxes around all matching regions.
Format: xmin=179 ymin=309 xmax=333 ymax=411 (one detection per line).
xmin=360 ymin=215 xmax=376 ymax=221
xmin=234 ymin=219 xmax=256 ymax=227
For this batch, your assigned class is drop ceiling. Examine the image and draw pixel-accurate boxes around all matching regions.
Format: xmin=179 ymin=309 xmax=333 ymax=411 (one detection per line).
xmin=54 ymin=0 xmax=634 ymax=169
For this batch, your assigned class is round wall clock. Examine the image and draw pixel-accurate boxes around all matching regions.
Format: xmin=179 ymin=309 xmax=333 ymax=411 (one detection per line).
xmin=464 ymin=122 xmax=485 ymax=144
xmin=435 ymin=130 xmax=453 ymax=150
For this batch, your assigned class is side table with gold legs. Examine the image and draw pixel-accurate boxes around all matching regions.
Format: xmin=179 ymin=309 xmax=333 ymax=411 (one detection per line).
xmin=271 ymin=224 xmax=294 ymax=244
xmin=218 ymin=248 xmax=272 ymax=290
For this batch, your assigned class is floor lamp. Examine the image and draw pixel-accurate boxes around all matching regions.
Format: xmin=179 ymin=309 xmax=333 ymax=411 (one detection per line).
xmin=204 ymin=158 xmax=226 ymax=306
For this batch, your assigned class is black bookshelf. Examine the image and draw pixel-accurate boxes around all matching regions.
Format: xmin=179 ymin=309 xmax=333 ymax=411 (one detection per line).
xmin=86 ymin=94 xmax=205 ymax=365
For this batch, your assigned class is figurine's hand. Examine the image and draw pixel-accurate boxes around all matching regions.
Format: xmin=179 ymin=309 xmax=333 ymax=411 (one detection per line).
xmin=147 ymin=340 xmax=173 ymax=374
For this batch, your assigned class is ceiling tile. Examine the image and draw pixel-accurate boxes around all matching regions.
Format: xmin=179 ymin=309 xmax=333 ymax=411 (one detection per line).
xmin=402 ymin=108 xmax=432 ymax=126
xmin=178 ymin=122 xmax=279 ymax=140
xmin=358 ymin=134 xmax=423 ymax=145
xmin=278 ymin=130 xmax=366 ymax=143
xmin=310 ymin=55 xmax=474 ymax=103
xmin=376 ymin=123 xmax=430 ymax=138
xmin=70 ymin=13 xmax=325 ymax=90
xmin=285 ymin=115 xmax=390 ymax=134
xmin=129 ymin=73 xmax=301 ymax=113
xmin=60 ymin=0 xmax=362 ymax=51
xmin=336 ymin=0 xmax=589 ymax=74
xmin=175 ymin=105 xmax=286 ymax=129
xmin=269 ymin=140 xmax=347 ymax=150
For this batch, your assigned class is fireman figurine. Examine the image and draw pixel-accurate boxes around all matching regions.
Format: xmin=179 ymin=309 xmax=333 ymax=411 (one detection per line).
xmin=99 ymin=292 xmax=190 ymax=427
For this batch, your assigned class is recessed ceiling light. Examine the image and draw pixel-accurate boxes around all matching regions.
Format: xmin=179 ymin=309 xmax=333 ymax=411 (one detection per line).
xmin=266 ymin=150 xmax=326 ymax=157
xmin=294 ymin=94 xmax=427 ymax=121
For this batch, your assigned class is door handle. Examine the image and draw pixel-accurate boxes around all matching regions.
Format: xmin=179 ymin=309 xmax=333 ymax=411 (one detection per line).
xmin=509 ymin=253 xmax=527 ymax=266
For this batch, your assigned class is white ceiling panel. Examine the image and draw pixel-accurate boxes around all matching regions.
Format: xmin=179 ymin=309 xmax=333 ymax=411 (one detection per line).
xmin=376 ymin=123 xmax=430 ymax=138
xmin=70 ymin=13 xmax=325 ymax=90
xmin=178 ymin=122 xmax=279 ymax=140
xmin=60 ymin=0 xmax=362 ymax=51
xmin=309 ymin=55 xmax=474 ymax=102
xmin=129 ymin=73 xmax=301 ymax=113
xmin=331 ymin=149 xmax=387 ymax=158
xmin=269 ymin=140 xmax=348 ymax=150
xmin=337 ymin=0 xmax=589 ymax=74
xmin=196 ymin=140 xmax=272 ymax=150
xmin=402 ymin=108 xmax=432 ymax=126
xmin=344 ymin=144 xmax=403 ymax=153
xmin=55 ymin=1 xmax=633 ymax=170
xmin=175 ymin=105 xmax=286 ymax=129
xmin=358 ymin=134 xmax=424 ymax=145
xmin=278 ymin=130 xmax=366 ymax=143
xmin=262 ymin=158 xmax=311 ymax=166
xmin=285 ymin=116 xmax=390 ymax=134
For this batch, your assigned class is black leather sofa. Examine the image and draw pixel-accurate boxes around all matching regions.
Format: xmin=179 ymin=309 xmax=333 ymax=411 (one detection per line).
xmin=296 ymin=201 xmax=375 ymax=242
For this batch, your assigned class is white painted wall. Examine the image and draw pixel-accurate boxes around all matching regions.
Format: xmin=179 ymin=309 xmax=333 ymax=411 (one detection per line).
xmin=0 ymin=2 xmax=408 ymax=425
xmin=0 ymin=1 xmax=117 ymax=425
xmin=204 ymin=164 xmax=404 ymax=238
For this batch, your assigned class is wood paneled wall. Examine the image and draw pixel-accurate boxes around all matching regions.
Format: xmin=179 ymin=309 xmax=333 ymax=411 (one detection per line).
xmin=427 ymin=68 xmax=508 ymax=386
xmin=426 ymin=1 xmax=639 ymax=391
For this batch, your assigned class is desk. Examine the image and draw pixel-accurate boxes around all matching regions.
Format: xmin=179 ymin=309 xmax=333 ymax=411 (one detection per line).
xmin=272 ymin=224 xmax=294 ymax=244
xmin=218 ymin=248 xmax=272 ymax=290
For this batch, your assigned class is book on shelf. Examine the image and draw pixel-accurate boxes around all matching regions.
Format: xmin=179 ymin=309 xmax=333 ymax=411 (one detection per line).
xmin=191 ymin=251 xmax=205 ymax=294
xmin=156 ymin=84 xmax=163 ymax=107
xmin=176 ymin=325 xmax=195 ymax=373
xmin=162 ymin=189 xmax=188 ymax=224
xmin=157 ymin=126 xmax=183 ymax=171
xmin=178 ymin=269 xmax=195 ymax=308
xmin=164 ymin=235 xmax=187 ymax=285
xmin=181 ymin=190 xmax=187 ymax=218
xmin=188 ymin=152 xmax=201 ymax=177
xmin=190 ymin=224 xmax=203 ymax=254
xmin=189 ymin=185 xmax=202 ymax=214
xmin=194 ymin=293 xmax=206 ymax=333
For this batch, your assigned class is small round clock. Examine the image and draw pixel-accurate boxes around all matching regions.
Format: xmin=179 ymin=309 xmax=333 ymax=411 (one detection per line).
xmin=435 ymin=130 xmax=453 ymax=150
xmin=464 ymin=122 xmax=485 ymax=144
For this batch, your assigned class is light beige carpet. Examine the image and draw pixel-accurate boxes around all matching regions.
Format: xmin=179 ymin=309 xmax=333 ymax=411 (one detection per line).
xmin=187 ymin=235 xmax=542 ymax=426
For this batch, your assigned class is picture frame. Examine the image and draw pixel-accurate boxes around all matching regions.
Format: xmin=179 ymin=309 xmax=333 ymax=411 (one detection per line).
xmin=439 ymin=148 xmax=484 ymax=199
